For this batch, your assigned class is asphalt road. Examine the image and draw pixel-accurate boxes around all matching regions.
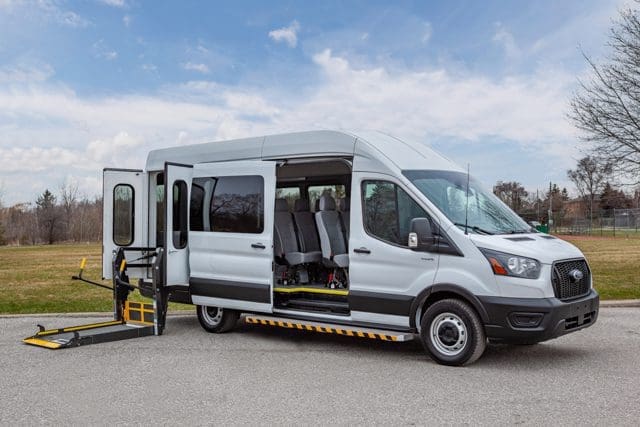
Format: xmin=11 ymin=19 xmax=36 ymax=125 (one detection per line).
xmin=1 ymin=308 xmax=639 ymax=425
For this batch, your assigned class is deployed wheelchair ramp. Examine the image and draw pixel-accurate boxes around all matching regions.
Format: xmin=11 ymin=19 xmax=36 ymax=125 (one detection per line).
xmin=23 ymin=248 xmax=169 ymax=350
xmin=23 ymin=302 xmax=155 ymax=349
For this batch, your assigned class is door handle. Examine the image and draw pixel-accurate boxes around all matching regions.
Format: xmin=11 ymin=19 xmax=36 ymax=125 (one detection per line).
xmin=251 ymin=243 xmax=266 ymax=249
xmin=353 ymin=247 xmax=371 ymax=254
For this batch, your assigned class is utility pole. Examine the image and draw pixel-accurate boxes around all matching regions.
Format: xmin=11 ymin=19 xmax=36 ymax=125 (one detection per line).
xmin=548 ymin=182 xmax=553 ymax=233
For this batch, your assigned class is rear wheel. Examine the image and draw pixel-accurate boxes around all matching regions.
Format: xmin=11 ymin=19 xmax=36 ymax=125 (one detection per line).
xmin=196 ymin=305 xmax=239 ymax=333
xmin=419 ymin=298 xmax=486 ymax=366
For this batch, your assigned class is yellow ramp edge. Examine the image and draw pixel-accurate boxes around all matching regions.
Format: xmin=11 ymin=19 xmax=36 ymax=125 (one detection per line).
xmin=23 ymin=338 xmax=63 ymax=349
xmin=245 ymin=315 xmax=414 ymax=342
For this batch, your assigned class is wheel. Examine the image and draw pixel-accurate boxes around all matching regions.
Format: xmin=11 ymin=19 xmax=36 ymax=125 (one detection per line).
xmin=196 ymin=305 xmax=239 ymax=333
xmin=419 ymin=299 xmax=486 ymax=366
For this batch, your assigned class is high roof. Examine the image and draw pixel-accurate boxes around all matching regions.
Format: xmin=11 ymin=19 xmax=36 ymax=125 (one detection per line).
xmin=145 ymin=129 xmax=462 ymax=173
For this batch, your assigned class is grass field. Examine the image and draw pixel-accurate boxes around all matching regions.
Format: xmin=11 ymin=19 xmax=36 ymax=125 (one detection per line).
xmin=0 ymin=237 xmax=638 ymax=314
xmin=0 ymin=244 xmax=191 ymax=314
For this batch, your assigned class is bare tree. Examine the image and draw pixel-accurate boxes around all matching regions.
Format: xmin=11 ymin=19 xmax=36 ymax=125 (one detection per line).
xmin=60 ymin=180 xmax=79 ymax=241
xmin=493 ymin=181 xmax=529 ymax=212
xmin=570 ymin=5 xmax=640 ymax=183
xmin=36 ymin=189 xmax=62 ymax=244
xmin=567 ymin=156 xmax=613 ymax=229
xmin=0 ymin=183 xmax=5 ymax=245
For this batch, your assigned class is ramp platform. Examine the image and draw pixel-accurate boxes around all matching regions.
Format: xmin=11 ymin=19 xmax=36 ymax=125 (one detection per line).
xmin=23 ymin=301 xmax=155 ymax=350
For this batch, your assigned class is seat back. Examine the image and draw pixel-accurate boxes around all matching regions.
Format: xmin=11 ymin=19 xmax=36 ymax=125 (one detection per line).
xmin=292 ymin=199 xmax=321 ymax=253
xmin=273 ymin=198 xmax=299 ymax=257
xmin=315 ymin=195 xmax=347 ymax=260
xmin=338 ymin=198 xmax=350 ymax=237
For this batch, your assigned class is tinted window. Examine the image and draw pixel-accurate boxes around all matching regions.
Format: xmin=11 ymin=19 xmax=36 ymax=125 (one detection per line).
xmin=190 ymin=183 xmax=205 ymax=231
xmin=362 ymin=180 xmax=430 ymax=247
xmin=113 ymin=184 xmax=134 ymax=246
xmin=155 ymin=173 xmax=165 ymax=247
xmin=211 ymin=176 xmax=264 ymax=233
xmin=172 ymin=180 xmax=188 ymax=249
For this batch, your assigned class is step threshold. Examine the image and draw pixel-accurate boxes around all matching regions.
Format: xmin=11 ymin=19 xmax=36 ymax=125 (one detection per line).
xmin=244 ymin=315 xmax=414 ymax=342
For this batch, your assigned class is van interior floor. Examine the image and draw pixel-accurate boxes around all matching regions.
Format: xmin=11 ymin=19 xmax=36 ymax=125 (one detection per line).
xmin=273 ymin=283 xmax=349 ymax=315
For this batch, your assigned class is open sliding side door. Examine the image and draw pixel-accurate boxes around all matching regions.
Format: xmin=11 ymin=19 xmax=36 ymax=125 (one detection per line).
xmin=102 ymin=168 xmax=148 ymax=280
xmin=189 ymin=160 xmax=276 ymax=314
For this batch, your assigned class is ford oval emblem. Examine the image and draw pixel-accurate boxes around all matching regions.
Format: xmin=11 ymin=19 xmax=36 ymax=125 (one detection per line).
xmin=569 ymin=269 xmax=584 ymax=282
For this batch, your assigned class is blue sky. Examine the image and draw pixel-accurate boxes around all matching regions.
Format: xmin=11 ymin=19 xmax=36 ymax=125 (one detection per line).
xmin=0 ymin=0 xmax=630 ymax=204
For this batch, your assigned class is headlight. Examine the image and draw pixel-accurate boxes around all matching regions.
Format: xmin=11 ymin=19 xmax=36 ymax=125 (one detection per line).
xmin=479 ymin=248 xmax=541 ymax=279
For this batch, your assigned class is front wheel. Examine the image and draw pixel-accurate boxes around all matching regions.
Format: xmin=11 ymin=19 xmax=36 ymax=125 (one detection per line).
xmin=420 ymin=298 xmax=486 ymax=366
xmin=196 ymin=305 xmax=239 ymax=333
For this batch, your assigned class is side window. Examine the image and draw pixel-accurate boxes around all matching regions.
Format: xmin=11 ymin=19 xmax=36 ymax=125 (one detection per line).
xmin=308 ymin=185 xmax=346 ymax=212
xmin=362 ymin=180 xmax=431 ymax=247
xmin=113 ymin=184 xmax=134 ymax=246
xmin=189 ymin=183 xmax=205 ymax=231
xmin=211 ymin=176 xmax=264 ymax=233
xmin=155 ymin=173 xmax=165 ymax=247
xmin=172 ymin=180 xmax=188 ymax=249
xmin=276 ymin=187 xmax=301 ymax=211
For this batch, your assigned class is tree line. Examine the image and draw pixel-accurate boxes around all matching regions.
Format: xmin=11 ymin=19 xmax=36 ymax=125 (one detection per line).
xmin=493 ymin=155 xmax=640 ymax=227
xmin=0 ymin=183 xmax=102 ymax=246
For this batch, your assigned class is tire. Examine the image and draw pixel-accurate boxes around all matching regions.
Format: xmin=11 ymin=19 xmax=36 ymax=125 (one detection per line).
xmin=419 ymin=298 xmax=486 ymax=366
xmin=196 ymin=305 xmax=239 ymax=333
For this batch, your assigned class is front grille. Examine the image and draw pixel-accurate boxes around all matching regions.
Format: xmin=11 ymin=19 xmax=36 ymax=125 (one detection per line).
xmin=552 ymin=259 xmax=591 ymax=300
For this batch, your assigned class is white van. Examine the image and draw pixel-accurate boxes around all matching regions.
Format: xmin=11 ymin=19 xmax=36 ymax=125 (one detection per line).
xmin=103 ymin=130 xmax=598 ymax=366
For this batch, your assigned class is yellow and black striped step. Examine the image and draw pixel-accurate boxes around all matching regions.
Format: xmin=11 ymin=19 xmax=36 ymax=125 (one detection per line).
xmin=244 ymin=315 xmax=414 ymax=342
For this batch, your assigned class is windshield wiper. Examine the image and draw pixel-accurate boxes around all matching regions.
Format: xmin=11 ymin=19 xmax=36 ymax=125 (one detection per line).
xmin=454 ymin=223 xmax=494 ymax=235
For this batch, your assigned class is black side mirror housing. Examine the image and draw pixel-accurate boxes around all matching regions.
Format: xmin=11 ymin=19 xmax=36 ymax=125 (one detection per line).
xmin=408 ymin=217 xmax=435 ymax=251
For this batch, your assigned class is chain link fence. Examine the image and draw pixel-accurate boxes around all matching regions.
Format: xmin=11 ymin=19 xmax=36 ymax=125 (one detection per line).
xmin=518 ymin=207 xmax=640 ymax=237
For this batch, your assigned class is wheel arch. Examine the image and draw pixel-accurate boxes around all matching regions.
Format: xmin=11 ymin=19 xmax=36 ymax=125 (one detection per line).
xmin=410 ymin=283 xmax=490 ymax=331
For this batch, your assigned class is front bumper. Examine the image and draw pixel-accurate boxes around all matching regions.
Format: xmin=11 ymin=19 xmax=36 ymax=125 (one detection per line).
xmin=478 ymin=289 xmax=599 ymax=344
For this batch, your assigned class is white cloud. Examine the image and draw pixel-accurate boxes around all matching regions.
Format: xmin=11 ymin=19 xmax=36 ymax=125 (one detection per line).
xmin=123 ymin=14 xmax=132 ymax=27
xmin=141 ymin=63 xmax=157 ymax=72
xmin=92 ymin=40 xmax=118 ymax=60
xmin=268 ymin=20 xmax=300 ymax=48
xmin=421 ymin=22 xmax=432 ymax=44
xmin=0 ymin=62 xmax=54 ymax=83
xmin=0 ymin=49 xmax=579 ymax=203
xmin=493 ymin=22 xmax=521 ymax=60
xmin=36 ymin=0 xmax=91 ymax=28
xmin=182 ymin=62 xmax=210 ymax=74
xmin=99 ymin=0 xmax=126 ymax=7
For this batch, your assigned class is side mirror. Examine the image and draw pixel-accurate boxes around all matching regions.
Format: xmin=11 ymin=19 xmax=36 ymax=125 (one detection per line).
xmin=408 ymin=217 xmax=434 ymax=251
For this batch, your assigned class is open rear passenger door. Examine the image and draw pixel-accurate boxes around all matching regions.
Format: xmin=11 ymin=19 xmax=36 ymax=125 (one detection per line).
xmin=103 ymin=168 xmax=147 ymax=280
xmin=189 ymin=160 xmax=276 ymax=314
xmin=163 ymin=162 xmax=193 ymax=288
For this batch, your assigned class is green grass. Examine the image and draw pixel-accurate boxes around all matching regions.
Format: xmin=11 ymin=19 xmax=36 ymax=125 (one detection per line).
xmin=0 ymin=237 xmax=638 ymax=314
xmin=0 ymin=243 xmax=192 ymax=314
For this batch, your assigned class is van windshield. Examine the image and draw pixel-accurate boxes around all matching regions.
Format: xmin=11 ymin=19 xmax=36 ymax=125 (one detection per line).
xmin=402 ymin=170 xmax=532 ymax=235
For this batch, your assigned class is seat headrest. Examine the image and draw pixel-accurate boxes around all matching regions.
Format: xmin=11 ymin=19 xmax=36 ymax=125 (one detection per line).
xmin=294 ymin=199 xmax=310 ymax=212
xmin=319 ymin=194 xmax=336 ymax=211
xmin=339 ymin=198 xmax=350 ymax=212
xmin=275 ymin=198 xmax=289 ymax=212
